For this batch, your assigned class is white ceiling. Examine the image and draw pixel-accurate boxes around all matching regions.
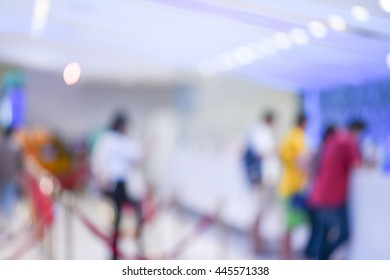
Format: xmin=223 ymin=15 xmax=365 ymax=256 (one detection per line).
xmin=0 ymin=0 xmax=390 ymax=90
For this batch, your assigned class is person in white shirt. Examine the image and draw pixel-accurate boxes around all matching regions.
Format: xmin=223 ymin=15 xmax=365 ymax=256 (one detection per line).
xmin=244 ymin=111 xmax=281 ymax=253
xmin=91 ymin=111 xmax=143 ymax=259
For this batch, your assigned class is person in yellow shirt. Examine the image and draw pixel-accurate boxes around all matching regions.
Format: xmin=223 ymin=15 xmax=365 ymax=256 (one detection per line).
xmin=278 ymin=113 xmax=308 ymax=259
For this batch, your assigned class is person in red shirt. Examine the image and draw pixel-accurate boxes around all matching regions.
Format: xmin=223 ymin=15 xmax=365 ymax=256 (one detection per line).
xmin=304 ymin=124 xmax=336 ymax=258
xmin=306 ymin=120 xmax=366 ymax=260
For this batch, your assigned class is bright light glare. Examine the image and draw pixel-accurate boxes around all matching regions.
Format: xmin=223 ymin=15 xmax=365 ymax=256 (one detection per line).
xmin=386 ymin=53 xmax=390 ymax=69
xmin=262 ymin=38 xmax=278 ymax=55
xmin=248 ymin=42 xmax=266 ymax=59
xmin=351 ymin=6 xmax=370 ymax=22
xmin=273 ymin=32 xmax=293 ymax=50
xmin=308 ymin=21 xmax=328 ymax=38
xmin=328 ymin=14 xmax=347 ymax=31
xmin=31 ymin=0 xmax=51 ymax=37
xmin=214 ymin=53 xmax=237 ymax=71
xmin=233 ymin=46 xmax=255 ymax=65
xmin=63 ymin=62 xmax=81 ymax=85
xmin=33 ymin=0 xmax=50 ymax=19
xmin=379 ymin=0 xmax=390 ymax=13
xmin=289 ymin=28 xmax=309 ymax=46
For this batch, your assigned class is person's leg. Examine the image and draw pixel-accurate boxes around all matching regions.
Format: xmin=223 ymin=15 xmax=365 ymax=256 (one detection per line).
xmin=282 ymin=229 xmax=293 ymax=259
xmin=251 ymin=185 xmax=266 ymax=253
xmin=245 ymin=152 xmax=264 ymax=253
xmin=251 ymin=213 xmax=262 ymax=253
xmin=112 ymin=203 xmax=121 ymax=259
xmin=129 ymin=198 xmax=144 ymax=256
xmin=282 ymin=198 xmax=308 ymax=259
xmin=111 ymin=181 xmax=126 ymax=260
xmin=304 ymin=208 xmax=316 ymax=258
xmin=322 ymin=205 xmax=349 ymax=260
xmin=281 ymin=199 xmax=294 ymax=259
xmin=308 ymin=208 xmax=330 ymax=260
xmin=122 ymin=182 xmax=144 ymax=257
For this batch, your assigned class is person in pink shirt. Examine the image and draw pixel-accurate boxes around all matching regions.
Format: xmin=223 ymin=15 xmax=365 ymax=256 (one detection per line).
xmin=306 ymin=120 xmax=366 ymax=260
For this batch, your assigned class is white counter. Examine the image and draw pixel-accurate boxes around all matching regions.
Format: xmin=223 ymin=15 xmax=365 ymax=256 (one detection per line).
xmin=161 ymin=147 xmax=390 ymax=259
xmin=349 ymin=169 xmax=390 ymax=259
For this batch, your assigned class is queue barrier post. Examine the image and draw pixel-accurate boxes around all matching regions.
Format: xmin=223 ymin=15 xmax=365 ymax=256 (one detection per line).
xmin=62 ymin=190 xmax=76 ymax=260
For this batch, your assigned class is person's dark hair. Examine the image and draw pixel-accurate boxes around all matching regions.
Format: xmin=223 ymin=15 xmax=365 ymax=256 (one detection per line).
xmin=262 ymin=110 xmax=275 ymax=123
xmin=347 ymin=119 xmax=366 ymax=132
xmin=109 ymin=111 xmax=128 ymax=132
xmin=296 ymin=113 xmax=307 ymax=127
xmin=321 ymin=124 xmax=336 ymax=143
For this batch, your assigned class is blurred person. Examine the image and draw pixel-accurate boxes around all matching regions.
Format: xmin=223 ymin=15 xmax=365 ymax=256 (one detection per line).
xmin=307 ymin=120 xmax=366 ymax=260
xmin=304 ymin=124 xmax=336 ymax=259
xmin=0 ymin=126 xmax=23 ymax=227
xmin=243 ymin=111 xmax=280 ymax=253
xmin=278 ymin=113 xmax=308 ymax=259
xmin=91 ymin=111 xmax=144 ymax=259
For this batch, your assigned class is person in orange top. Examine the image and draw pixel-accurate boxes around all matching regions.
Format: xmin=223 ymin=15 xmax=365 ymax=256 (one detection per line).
xmin=278 ymin=113 xmax=309 ymax=259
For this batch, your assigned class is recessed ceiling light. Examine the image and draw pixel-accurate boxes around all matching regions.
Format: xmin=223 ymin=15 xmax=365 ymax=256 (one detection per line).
xmin=289 ymin=28 xmax=309 ymax=45
xmin=63 ymin=62 xmax=81 ymax=85
xmin=351 ymin=6 xmax=370 ymax=22
xmin=308 ymin=21 xmax=328 ymax=38
xmin=379 ymin=0 xmax=390 ymax=13
xmin=327 ymin=14 xmax=347 ymax=31
xmin=248 ymin=42 xmax=266 ymax=59
xmin=31 ymin=0 xmax=51 ymax=37
xmin=214 ymin=53 xmax=237 ymax=71
xmin=232 ymin=46 xmax=255 ymax=65
xmin=262 ymin=38 xmax=278 ymax=56
xmin=273 ymin=32 xmax=293 ymax=50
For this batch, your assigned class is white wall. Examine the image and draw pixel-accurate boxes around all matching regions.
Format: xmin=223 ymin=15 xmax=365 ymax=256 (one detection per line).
xmin=23 ymin=69 xmax=300 ymax=216
xmin=24 ymin=69 xmax=299 ymax=141
xmin=24 ymin=69 xmax=179 ymax=137
xmin=188 ymin=76 xmax=300 ymax=145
